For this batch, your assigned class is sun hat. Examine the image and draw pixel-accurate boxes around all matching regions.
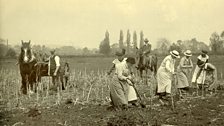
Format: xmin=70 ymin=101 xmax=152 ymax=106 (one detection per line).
xmin=170 ymin=50 xmax=180 ymax=58
xmin=184 ymin=50 xmax=192 ymax=57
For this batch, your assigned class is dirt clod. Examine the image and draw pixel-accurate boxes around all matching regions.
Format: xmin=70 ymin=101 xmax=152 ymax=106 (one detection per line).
xmin=27 ymin=108 xmax=41 ymax=117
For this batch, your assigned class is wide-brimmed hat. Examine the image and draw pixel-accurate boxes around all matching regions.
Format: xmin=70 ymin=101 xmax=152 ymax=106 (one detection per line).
xmin=115 ymin=48 xmax=125 ymax=56
xmin=170 ymin=50 xmax=180 ymax=58
xmin=184 ymin=50 xmax=192 ymax=57
xmin=144 ymin=38 xmax=149 ymax=43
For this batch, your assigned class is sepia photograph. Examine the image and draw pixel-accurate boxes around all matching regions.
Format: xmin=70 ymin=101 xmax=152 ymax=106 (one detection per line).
xmin=0 ymin=0 xmax=224 ymax=125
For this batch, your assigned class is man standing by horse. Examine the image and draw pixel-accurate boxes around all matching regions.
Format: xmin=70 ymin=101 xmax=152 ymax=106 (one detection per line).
xmin=48 ymin=49 xmax=62 ymax=90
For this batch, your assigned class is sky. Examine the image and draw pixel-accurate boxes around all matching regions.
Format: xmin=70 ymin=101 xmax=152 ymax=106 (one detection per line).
xmin=0 ymin=0 xmax=224 ymax=49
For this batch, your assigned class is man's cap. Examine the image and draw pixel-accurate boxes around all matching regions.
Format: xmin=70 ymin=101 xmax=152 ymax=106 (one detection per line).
xmin=50 ymin=49 xmax=55 ymax=53
xmin=144 ymin=38 xmax=149 ymax=43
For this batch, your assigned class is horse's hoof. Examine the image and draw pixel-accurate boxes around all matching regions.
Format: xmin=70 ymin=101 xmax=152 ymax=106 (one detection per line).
xmin=22 ymin=89 xmax=27 ymax=95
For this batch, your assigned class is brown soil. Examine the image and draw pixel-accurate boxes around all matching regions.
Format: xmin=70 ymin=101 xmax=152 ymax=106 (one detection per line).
xmin=1 ymin=91 xmax=224 ymax=126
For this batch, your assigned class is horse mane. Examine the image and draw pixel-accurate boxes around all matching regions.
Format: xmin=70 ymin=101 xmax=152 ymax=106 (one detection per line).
xmin=18 ymin=53 xmax=23 ymax=64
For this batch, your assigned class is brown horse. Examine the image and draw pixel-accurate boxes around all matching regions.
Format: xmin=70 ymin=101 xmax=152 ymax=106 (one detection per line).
xmin=34 ymin=59 xmax=70 ymax=90
xmin=136 ymin=50 xmax=158 ymax=78
xmin=18 ymin=40 xmax=37 ymax=94
xmin=19 ymin=41 xmax=70 ymax=94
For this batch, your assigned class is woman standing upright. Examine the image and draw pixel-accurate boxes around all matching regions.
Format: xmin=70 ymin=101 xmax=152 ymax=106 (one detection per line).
xmin=176 ymin=50 xmax=193 ymax=98
xmin=157 ymin=50 xmax=180 ymax=104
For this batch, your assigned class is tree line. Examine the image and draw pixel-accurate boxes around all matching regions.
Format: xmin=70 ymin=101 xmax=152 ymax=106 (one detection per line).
xmin=0 ymin=39 xmax=99 ymax=58
xmin=0 ymin=30 xmax=223 ymax=58
xmin=99 ymin=30 xmax=224 ymax=55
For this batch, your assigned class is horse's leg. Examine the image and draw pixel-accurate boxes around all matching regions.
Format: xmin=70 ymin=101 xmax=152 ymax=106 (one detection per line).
xmin=140 ymin=69 xmax=143 ymax=78
xmin=136 ymin=66 xmax=140 ymax=78
xmin=149 ymin=56 xmax=152 ymax=71
xmin=152 ymin=56 xmax=157 ymax=77
xmin=153 ymin=64 xmax=157 ymax=76
xmin=52 ymin=76 xmax=56 ymax=85
xmin=21 ymin=74 xmax=27 ymax=94
xmin=37 ymin=65 xmax=41 ymax=83
xmin=28 ymin=73 xmax=35 ymax=93
xmin=38 ymin=75 xmax=41 ymax=83
xmin=65 ymin=76 xmax=69 ymax=87
xmin=145 ymin=69 xmax=148 ymax=86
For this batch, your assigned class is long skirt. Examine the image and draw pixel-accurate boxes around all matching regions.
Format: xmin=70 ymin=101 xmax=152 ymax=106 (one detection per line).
xmin=196 ymin=70 xmax=206 ymax=84
xmin=128 ymin=85 xmax=138 ymax=102
xmin=177 ymin=71 xmax=189 ymax=89
xmin=197 ymin=70 xmax=217 ymax=90
xmin=205 ymin=71 xmax=217 ymax=90
xmin=157 ymin=67 xmax=172 ymax=94
xmin=192 ymin=65 xmax=200 ymax=83
xmin=110 ymin=78 xmax=129 ymax=108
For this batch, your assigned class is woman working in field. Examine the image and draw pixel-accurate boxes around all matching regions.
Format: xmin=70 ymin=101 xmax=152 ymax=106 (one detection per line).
xmin=109 ymin=55 xmax=137 ymax=110
xmin=108 ymin=49 xmax=138 ymax=107
xmin=156 ymin=50 xmax=180 ymax=105
xmin=192 ymin=50 xmax=209 ymax=86
xmin=176 ymin=50 xmax=193 ymax=98
xmin=195 ymin=61 xmax=218 ymax=94
xmin=107 ymin=49 xmax=126 ymax=75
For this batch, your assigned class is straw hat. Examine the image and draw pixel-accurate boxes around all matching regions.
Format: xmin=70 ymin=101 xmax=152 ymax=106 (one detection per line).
xmin=170 ymin=50 xmax=180 ymax=58
xmin=184 ymin=50 xmax=192 ymax=57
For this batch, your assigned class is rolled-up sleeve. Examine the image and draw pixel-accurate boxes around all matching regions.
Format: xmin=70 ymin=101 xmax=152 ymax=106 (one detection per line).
xmin=165 ymin=59 xmax=172 ymax=73
xmin=179 ymin=58 xmax=185 ymax=68
xmin=55 ymin=56 xmax=60 ymax=67
xmin=190 ymin=59 xmax=193 ymax=68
